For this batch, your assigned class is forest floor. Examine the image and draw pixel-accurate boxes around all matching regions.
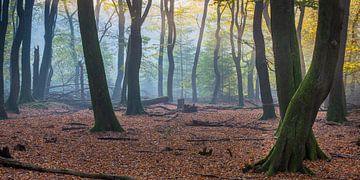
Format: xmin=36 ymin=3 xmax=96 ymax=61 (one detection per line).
xmin=0 ymin=102 xmax=359 ymax=179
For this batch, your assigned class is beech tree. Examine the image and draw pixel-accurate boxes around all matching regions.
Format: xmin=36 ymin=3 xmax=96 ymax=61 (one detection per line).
xmin=33 ymin=0 xmax=59 ymax=100
xmin=191 ymin=0 xmax=210 ymax=102
xmin=0 ymin=0 xmax=9 ymax=119
xmin=270 ymin=0 xmax=302 ymax=120
xmin=211 ymin=1 xmax=225 ymax=104
xmin=19 ymin=0 xmax=35 ymax=104
xmin=77 ymin=0 xmax=123 ymax=132
xmin=229 ymin=0 xmax=248 ymax=107
xmin=252 ymin=0 xmax=275 ymax=119
xmin=125 ymin=0 xmax=152 ymax=115
xmin=6 ymin=0 xmax=25 ymax=113
xmin=112 ymin=0 xmax=126 ymax=101
xmin=246 ymin=0 xmax=344 ymax=175
xmin=158 ymin=0 xmax=165 ymax=97
xmin=327 ymin=0 xmax=350 ymax=123
xmin=164 ymin=0 xmax=175 ymax=102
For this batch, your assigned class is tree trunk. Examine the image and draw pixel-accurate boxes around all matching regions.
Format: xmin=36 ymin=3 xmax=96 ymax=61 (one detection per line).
xmin=247 ymin=50 xmax=255 ymax=99
xmin=125 ymin=0 xmax=152 ymax=115
xmin=64 ymin=0 xmax=80 ymax=95
xmin=0 ymin=0 xmax=9 ymax=119
xmin=165 ymin=0 xmax=175 ymax=102
xmin=271 ymin=0 xmax=302 ymax=120
xmin=229 ymin=0 xmax=247 ymax=107
xmin=158 ymin=0 xmax=166 ymax=97
xmin=77 ymin=0 xmax=123 ymax=132
xmin=80 ymin=61 xmax=85 ymax=101
xmin=297 ymin=5 xmax=306 ymax=77
xmin=262 ymin=0 xmax=271 ymax=34
xmin=211 ymin=2 xmax=222 ymax=104
xmin=112 ymin=0 xmax=126 ymax=101
xmin=6 ymin=0 xmax=25 ymax=114
xmin=253 ymin=0 xmax=275 ymax=120
xmin=327 ymin=0 xmax=350 ymax=123
xmin=191 ymin=0 xmax=209 ymax=102
xmin=32 ymin=46 xmax=39 ymax=95
xmin=19 ymin=0 xmax=35 ymax=104
xmin=248 ymin=0 xmax=344 ymax=175
xmin=255 ymin=74 xmax=260 ymax=100
xmin=33 ymin=0 xmax=59 ymax=100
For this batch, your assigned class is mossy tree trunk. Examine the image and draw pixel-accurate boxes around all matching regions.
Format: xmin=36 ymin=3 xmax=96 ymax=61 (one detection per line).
xmin=165 ymin=0 xmax=175 ymax=102
xmin=253 ymin=0 xmax=276 ymax=120
xmin=0 ymin=0 xmax=9 ymax=119
xmin=210 ymin=2 xmax=223 ymax=104
xmin=125 ymin=0 xmax=152 ymax=115
xmin=77 ymin=0 xmax=123 ymax=132
xmin=19 ymin=0 xmax=35 ymax=104
xmin=112 ymin=0 xmax=126 ymax=102
xmin=248 ymin=0 xmax=344 ymax=175
xmin=191 ymin=0 xmax=209 ymax=103
xmin=326 ymin=0 xmax=350 ymax=123
xmin=6 ymin=0 xmax=25 ymax=114
xmin=271 ymin=0 xmax=327 ymax=159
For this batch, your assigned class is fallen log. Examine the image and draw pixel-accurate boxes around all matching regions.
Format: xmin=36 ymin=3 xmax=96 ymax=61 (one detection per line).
xmin=97 ymin=137 xmax=139 ymax=141
xmin=187 ymin=138 xmax=230 ymax=142
xmin=142 ymin=96 xmax=169 ymax=106
xmin=0 ymin=157 xmax=132 ymax=179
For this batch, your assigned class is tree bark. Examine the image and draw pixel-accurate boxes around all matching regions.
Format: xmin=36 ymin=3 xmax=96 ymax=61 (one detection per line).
xmin=327 ymin=0 xmax=350 ymax=123
xmin=165 ymin=0 xmax=175 ymax=102
xmin=270 ymin=0 xmax=302 ymax=120
xmin=6 ymin=0 xmax=25 ymax=113
xmin=191 ymin=0 xmax=209 ymax=103
xmin=211 ymin=2 xmax=223 ymax=104
xmin=125 ymin=0 xmax=152 ymax=115
xmin=19 ymin=0 xmax=35 ymax=104
xmin=77 ymin=0 xmax=123 ymax=132
xmin=112 ymin=0 xmax=126 ymax=101
xmin=33 ymin=0 xmax=59 ymax=100
xmin=158 ymin=0 xmax=166 ymax=97
xmin=0 ymin=0 xmax=9 ymax=119
xmin=253 ymin=0 xmax=276 ymax=120
xmin=248 ymin=0 xmax=344 ymax=175
xmin=247 ymin=50 xmax=255 ymax=99
xmin=297 ymin=5 xmax=306 ymax=77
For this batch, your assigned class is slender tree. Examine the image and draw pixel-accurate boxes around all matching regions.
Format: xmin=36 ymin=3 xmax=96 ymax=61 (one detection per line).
xmin=63 ymin=0 xmax=80 ymax=95
xmin=125 ymin=0 xmax=152 ymax=115
xmin=112 ymin=0 xmax=126 ymax=101
xmin=0 ymin=0 xmax=9 ymax=119
xmin=211 ymin=1 xmax=225 ymax=104
xmin=253 ymin=0 xmax=275 ymax=119
xmin=6 ymin=0 xmax=25 ymax=113
xmin=19 ymin=0 xmax=35 ymax=104
xmin=33 ymin=0 xmax=59 ymax=100
xmin=32 ymin=46 xmax=40 ymax=92
xmin=77 ymin=0 xmax=123 ymax=132
xmin=247 ymin=50 xmax=255 ymax=99
xmin=229 ymin=0 xmax=247 ymax=107
xmin=157 ymin=0 xmax=166 ymax=97
xmin=191 ymin=0 xmax=210 ymax=102
xmin=164 ymin=0 xmax=175 ymax=102
xmin=327 ymin=0 xmax=350 ymax=123
xmin=245 ymin=0 xmax=344 ymax=175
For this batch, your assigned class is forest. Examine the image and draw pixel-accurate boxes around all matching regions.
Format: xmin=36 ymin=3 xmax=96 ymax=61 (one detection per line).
xmin=0 ymin=0 xmax=359 ymax=179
